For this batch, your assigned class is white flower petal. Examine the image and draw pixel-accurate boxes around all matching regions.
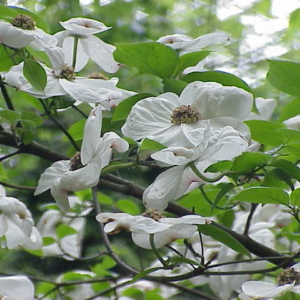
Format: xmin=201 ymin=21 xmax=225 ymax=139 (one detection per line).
xmin=132 ymin=224 xmax=197 ymax=249
xmin=60 ymin=17 xmax=111 ymax=35
xmin=121 ymin=94 xmax=179 ymax=142
xmin=50 ymin=179 xmax=70 ymax=212
xmin=34 ymin=160 xmax=70 ymax=195
xmin=81 ymin=106 xmax=102 ymax=165
xmin=143 ymin=165 xmax=186 ymax=211
xmin=43 ymin=45 xmax=65 ymax=73
xmin=242 ymin=281 xmax=294 ymax=298
xmin=181 ymin=81 xmax=253 ymax=121
xmin=248 ymin=97 xmax=277 ymax=121
xmin=160 ymin=215 xmax=208 ymax=225
xmin=0 ymin=275 xmax=35 ymax=300
xmin=59 ymin=78 xmax=111 ymax=108
xmin=81 ymin=36 xmax=119 ymax=73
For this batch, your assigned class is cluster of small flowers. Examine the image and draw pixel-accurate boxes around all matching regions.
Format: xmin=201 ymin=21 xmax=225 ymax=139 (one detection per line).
xmin=1 ymin=12 xmax=300 ymax=300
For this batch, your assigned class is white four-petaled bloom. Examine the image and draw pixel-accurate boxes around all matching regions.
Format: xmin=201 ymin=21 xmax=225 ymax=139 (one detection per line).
xmin=157 ymin=32 xmax=229 ymax=55
xmin=0 ymin=14 xmax=56 ymax=49
xmin=0 ymin=275 xmax=35 ymax=300
xmin=122 ymin=81 xmax=253 ymax=148
xmin=96 ymin=211 xmax=211 ymax=249
xmin=34 ymin=106 xmax=129 ymax=211
xmin=239 ymin=263 xmax=300 ymax=300
xmin=0 ymin=185 xmax=42 ymax=249
xmin=143 ymin=126 xmax=248 ymax=211
xmin=54 ymin=17 xmax=119 ymax=73
xmin=4 ymin=45 xmax=121 ymax=108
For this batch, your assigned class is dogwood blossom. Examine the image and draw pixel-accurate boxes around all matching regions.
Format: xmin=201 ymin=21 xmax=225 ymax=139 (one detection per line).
xmin=37 ymin=197 xmax=92 ymax=260
xmin=54 ymin=17 xmax=119 ymax=72
xmin=239 ymin=263 xmax=300 ymax=300
xmin=0 ymin=185 xmax=42 ymax=249
xmin=0 ymin=275 xmax=35 ymax=300
xmin=122 ymin=81 xmax=253 ymax=148
xmin=157 ymin=32 xmax=229 ymax=55
xmin=4 ymin=46 xmax=122 ymax=108
xmin=97 ymin=211 xmax=210 ymax=249
xmin=143 ymin=126 xmax=248 ymax=211
xmin=0 ymin=15 xmax=56 ymax=49
xmin=283 ymin=115 xmax=300 ymax=130
xmin=34 ymin=106 xmax=129 ymax=211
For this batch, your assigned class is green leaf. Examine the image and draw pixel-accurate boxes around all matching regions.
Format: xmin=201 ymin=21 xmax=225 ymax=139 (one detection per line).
xmin=211 ymin=183 xmax=235 ymax=214
xmin=279 ymin=99 xmax=300 ymax=122
xmin=0 ymin=5 xmax=19 ymax=21
xmin=271 ymin=159 xmax=300 ymax=181
xmin=198 ymin=224 xmax=252 ymax=258
xmin=22 ymin=128 xmax=34 ymax=145
xmin=263 ymin=169 xmax=293 ymax=189
xmin=245 ymin=120 xmax=284 ymax=146
xmin=63 ymin=119 xmax=85 ymax=141
xmin=0 ymin=109 xmax=20 ymax=123
xmin=0 ymin=163 xmax=8 ymax=181
xmin=230 ymin=187 xmax=289 ymax=206
xmin=290 ymin=188 xmax=300 ymax=207
xmin=205 ymin=160 xmax=233 ymax=173
xmin=232 ymin=152 xmax=272 ymax=172
xmin=162 ymin=78 xmax=188 ymax=95
xmin=116 ymin=199 xmax=141 ymax=215
xmin=114 ymin=42 xmax=179 ymax=79
xmin=289 ymin=9 xmax=300 ymax=32
xmin=101 ymin=256 xmax=117 ymax=269
xmin=267 ymin=60 xmax=300 ymax=97
xmin=112 ymin=93 xmax=153 ymax=122
xmin=0 ymin=44 xmax=15 ymax=72
xmin=42 ymin=237 xmax=56 ymax=246
xmin=182 ymin=71 xmax=252 ymax=93
xmin=56 ymin=224 xmax=78 ymax=239
xmin=21 ymin=111 xmax=43 ymax=126
xmin=139 ymin=138 xmax=166 ymax=152
xmin=23 ymin=59 xmax=47 ymax=92
xmin=173 ymin=51 xmax=210 ymax=77
xmin=278 ymin=128 xmax=300 ymax=144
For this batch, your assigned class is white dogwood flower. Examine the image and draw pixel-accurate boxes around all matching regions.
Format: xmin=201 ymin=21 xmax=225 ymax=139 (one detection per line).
xmin=239 ymin=263 xmax=300 ymax=300
xmin=96 ymin=211 xmax=210 ymax=249
xmin=157 ymin=32 xmax=229 ymax=55
xmin=4 ymin=46 xmax=121 ymax=108
xmin=0 ymin=275 xmax=35 ymax=300
xmin=54 ymin=17 xmax=119 ymax=72
xmin=34 ymin=106 xmax=128 ymax=211
xmin=122 ymin=81 xmax=253 ymax=148
xmin=143 ymin=126 xmax=248 ymax=211
xmin=0 ymin=15 xmax=56 ymax=49
xmin=0 ymin=185 xmax=42 ymax=249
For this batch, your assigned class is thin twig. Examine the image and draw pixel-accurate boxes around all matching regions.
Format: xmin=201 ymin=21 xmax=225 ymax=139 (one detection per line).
xmin=0 ymin=181 xmax=35 ymax=190
xmin=243 ymin=203 xmax=258 ymax=235
xmin=0 ymin=75 xmax=15 ymax=111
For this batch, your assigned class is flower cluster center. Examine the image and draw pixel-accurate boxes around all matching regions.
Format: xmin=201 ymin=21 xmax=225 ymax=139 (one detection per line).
xmin=143 ymin=208 xmax=163 ymax=221
xmin=59 ymin=64 xmax=75 ymax=81
xmin=69 ymin=152 xmax=84 ymax=171
xmin=277 ymin=268 xmax=300 ymax=285
xmin=12 ymin=15 xmax=35 ymax=30
xmin=171 ymin=105 xmax=200 ymax=124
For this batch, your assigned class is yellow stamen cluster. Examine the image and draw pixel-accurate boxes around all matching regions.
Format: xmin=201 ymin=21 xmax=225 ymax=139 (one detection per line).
xmin=277 ymin=268 xmax=300 ymax=285
xmin=12 ymin=14 xmax=35 ymax=30
xmin=69 ymin=152 xmax=84 ymax=171
xmin=59 ymin=65 xmax=75 ymax=81
xmin=171 ymin=105 xmax=200 ymax=124
xmin=143 ymin=208 xmax=164 ymax=221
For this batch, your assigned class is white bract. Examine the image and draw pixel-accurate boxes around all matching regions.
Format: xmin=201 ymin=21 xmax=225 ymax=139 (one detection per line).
xmin=0 ymin=275 xmax=35 ymax=300
xmin=97 ymin=212 xmax=210 ymax=249
xmin=143 ymin=126 xmax=248 ymax=211
xmin=239 ymin=263 xmax=300 ymax=300
xmin=122 ymin=81 xmax=253 ymax=148
xmin=37 ymin=197 xmax=92 ymax=260
xmin=248 ymin=97 xmax=277 ymax=121
xmin=283 ymin=115 xmax=300 ymax=130
xmin=55 ymin=17 xmax=119 ymax=72
xmin=34 ymin=106 xmax=129 ymax=211
xmin=0 ymin=15 xmax=56 ymax=49
xmin=157 ymin=32 xmax=229 ymax=55
xmin=4 ymin=45 xmax=122 ymax=108
xmin=0 ymin=185 xmax=42 ymax=249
